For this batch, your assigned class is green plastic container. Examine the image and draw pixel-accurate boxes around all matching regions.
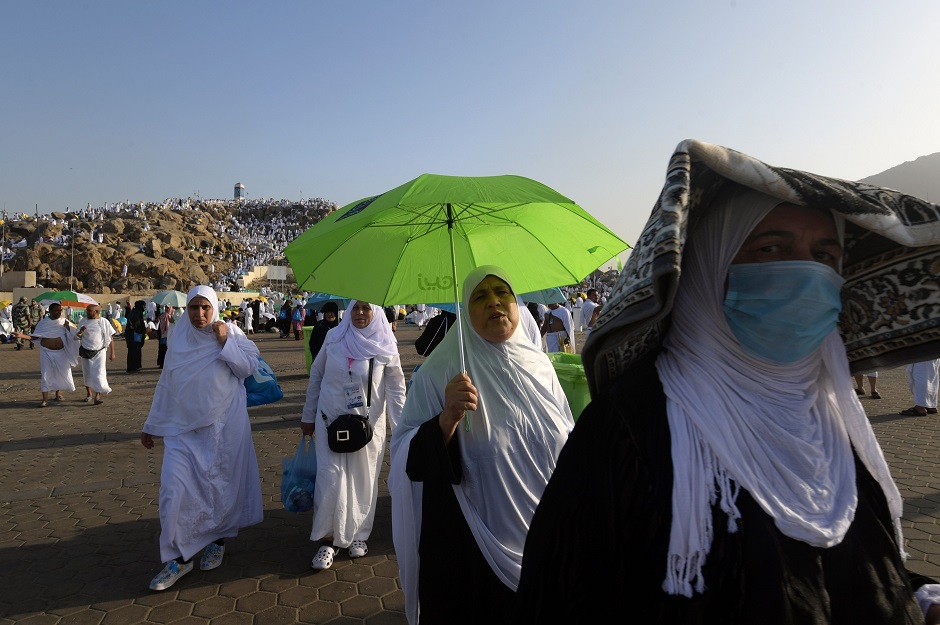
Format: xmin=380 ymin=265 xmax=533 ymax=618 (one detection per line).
xmin=303 ymin=326 xmax=314 ymax=374
xmin=547 ymin=352 xmax=591 ymax=421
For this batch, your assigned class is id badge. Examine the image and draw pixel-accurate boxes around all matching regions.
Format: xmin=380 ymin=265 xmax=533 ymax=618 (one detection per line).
xmin=344 ymin=384 xmax=364 ymax=410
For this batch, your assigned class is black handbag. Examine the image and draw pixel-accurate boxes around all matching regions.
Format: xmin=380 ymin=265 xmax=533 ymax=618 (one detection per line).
xmin=323 ymin=358 xmax=374 ymax=453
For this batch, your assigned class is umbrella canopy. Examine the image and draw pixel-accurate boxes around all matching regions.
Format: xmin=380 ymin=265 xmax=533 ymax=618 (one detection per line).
xmin=0 ymin=300 xmax=11 ymax=308
xmin=285 ymin=174 xmax=628 ymax=306
xmin=151 ymin=290 xmax=188 ymax=308
xmin=35 ymin=290 xmax=98 ymax=309
xmin=520 ymin=287 xmax=567 ymax=305
xmin=285 ymin=173 xmax=628 ymax=378
xmin=304 ymin=292 xmax=352 ymax=313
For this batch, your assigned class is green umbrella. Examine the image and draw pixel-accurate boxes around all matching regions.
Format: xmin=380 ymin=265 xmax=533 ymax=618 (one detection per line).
xmin=286 ymin=173 xmax=628 ymax=372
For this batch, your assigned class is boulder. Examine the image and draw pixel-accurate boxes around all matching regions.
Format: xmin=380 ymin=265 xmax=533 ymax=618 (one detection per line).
xmin=164 ymin=247 xmax=187 ymax=262
xmin=101 ymin=219 xmax=125 ymax=235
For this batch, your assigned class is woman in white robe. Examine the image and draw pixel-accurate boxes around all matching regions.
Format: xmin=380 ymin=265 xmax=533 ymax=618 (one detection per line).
xmin=15 ymin=302 xmax=79 ymax=407
xmin=141 ymin=286 xmax=263 ymax=591
xmin=389 ymin=265 xmax=574 ymax=624
xmin=76 ymin=304 xmax=116 ymax=404
xmin=300 ymin=300 xmax=406 ymax=570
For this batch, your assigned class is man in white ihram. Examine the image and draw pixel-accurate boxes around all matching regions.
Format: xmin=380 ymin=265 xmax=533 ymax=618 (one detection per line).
xmin=580 ymin=289 xmax=601 ymax=340
xmin=541 ymin=302 xmax=576 ymax=353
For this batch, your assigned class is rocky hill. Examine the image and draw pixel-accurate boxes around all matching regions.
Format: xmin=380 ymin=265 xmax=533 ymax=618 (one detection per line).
xmin=860 ymin=152 xmax=940 ymax=201
xmin=2 ymin=198 xmax=336 ymax=293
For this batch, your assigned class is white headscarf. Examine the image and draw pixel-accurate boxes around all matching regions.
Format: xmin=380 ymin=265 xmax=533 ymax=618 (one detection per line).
xmin=324 ymin=301 xmax=398 ymax=360
xmin=655 ymin=185 xmax=904 ymax=596
xmin=144 ymin=286 xmax=258 ymax=437
xmin=391 ymin=265 xmax=574 ymax=623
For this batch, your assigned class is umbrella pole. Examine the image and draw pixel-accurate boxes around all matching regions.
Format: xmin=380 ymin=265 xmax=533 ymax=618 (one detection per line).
xmin=446 ymin=204 xmax=466 ymax=373
xmin=447 ymin=205 xmax=471 ymax=433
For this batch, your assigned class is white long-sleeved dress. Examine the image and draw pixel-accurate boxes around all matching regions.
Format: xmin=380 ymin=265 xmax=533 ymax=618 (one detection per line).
xmin=301 ymin=341 xmax=405 ymax=547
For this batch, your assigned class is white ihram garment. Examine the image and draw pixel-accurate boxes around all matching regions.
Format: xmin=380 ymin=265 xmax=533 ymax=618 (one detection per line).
xmin=543 ymin=306 xmax=575 ymax=353
xmin=907 ymin=360 xmax=940 ymax=408
xmin=77 ymin=317 xmax=116 ymax=394
xmin=32 ymin=316 xmax=78 ymax=393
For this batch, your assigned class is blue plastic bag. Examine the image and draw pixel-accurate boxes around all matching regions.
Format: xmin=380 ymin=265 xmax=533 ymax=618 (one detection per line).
xmin=245 ymin=356 xmax=284 ymax=407
xmin=281 ymin=435 xmax=316 ymax=512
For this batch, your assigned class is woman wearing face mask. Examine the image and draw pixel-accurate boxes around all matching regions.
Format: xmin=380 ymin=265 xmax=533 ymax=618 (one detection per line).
xmin=141 ymin=286 xmax=263 ymax=592
xmin=516 ymin=141 xmax=940 ymax=624
xmin=300 ymin=300 xmax=406 ymax=570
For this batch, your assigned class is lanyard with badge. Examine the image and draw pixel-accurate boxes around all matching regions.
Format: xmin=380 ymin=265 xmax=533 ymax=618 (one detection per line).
xmin=343 ymin=358 xmax=368 ymax=412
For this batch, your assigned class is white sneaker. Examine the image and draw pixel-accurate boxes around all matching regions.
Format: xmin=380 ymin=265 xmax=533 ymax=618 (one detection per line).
xmin=149 ymin=560 xmax=193 ymax=591
xmin=311 ymin=545 xmax=338 ymax=570
xmin=348 ymin=540 xmax=368 ymax=558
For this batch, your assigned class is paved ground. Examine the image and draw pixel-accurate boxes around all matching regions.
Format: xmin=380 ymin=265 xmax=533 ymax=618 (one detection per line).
xmin=2 ymin=326 xmax=940 ymax=624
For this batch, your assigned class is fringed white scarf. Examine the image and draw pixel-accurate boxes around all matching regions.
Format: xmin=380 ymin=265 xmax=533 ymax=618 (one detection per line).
xmin=655 ymin=185 xmax=905 ymax=597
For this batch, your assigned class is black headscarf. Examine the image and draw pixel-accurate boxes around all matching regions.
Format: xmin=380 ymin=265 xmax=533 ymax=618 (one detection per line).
xmin=308 ymin=301 xmax=340 ymax=361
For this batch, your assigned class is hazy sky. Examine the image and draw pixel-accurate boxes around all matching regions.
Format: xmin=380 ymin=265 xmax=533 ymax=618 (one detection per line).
xmin=4 ymin=0 xmax=939 ymax=257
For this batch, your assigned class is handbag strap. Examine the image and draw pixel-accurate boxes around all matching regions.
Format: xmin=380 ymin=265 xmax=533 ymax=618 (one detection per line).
xmin=366 ymin=357 xmax=374 ymax=407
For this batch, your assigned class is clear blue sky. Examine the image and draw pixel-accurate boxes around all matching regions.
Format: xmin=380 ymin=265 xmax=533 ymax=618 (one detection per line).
xmin=4 ymin=0 xmax=939 ymax=260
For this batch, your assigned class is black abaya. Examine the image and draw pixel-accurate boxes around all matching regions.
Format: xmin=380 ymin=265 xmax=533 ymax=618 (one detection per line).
xmin=515 ymin=355 xmax=924 ymax=624
xmin=406 ymin=416 xmax=516 ymax=625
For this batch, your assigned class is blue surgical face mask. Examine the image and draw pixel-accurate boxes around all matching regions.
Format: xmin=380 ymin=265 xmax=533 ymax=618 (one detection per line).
xmin=723 ymin=260 xmax=845 ymax=364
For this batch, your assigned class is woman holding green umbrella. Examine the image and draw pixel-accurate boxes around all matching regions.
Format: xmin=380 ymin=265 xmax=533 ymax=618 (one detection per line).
xmin=390 ymin=265 xmax=574 ymax=624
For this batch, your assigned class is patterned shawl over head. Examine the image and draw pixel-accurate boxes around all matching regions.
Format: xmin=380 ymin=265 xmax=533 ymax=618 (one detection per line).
xmin=583 ymin=139 xmax=940 ymax=395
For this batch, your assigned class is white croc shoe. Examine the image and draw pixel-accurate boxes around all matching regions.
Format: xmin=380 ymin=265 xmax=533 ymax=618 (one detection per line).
xmin=311 ymin=545 xmax=338 ymax=570
xmin=348 ymin=540 xmax=368 ymax=558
